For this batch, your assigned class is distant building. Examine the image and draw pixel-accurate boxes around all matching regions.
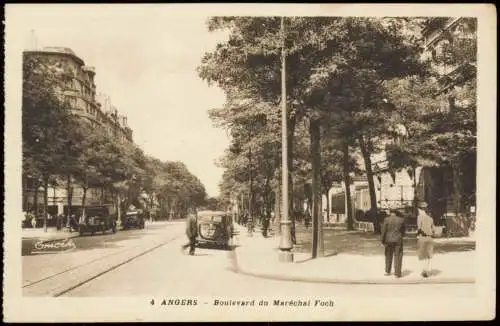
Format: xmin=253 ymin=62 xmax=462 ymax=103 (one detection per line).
xmin=421 ymin=18 xmax=477 ymax=108
xmin=95 ymin=93 xmax=133 ymax=143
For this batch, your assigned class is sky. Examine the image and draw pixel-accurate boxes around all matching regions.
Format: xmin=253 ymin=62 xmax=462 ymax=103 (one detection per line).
xmin=13 ymin=5 xmax=231 ymax=197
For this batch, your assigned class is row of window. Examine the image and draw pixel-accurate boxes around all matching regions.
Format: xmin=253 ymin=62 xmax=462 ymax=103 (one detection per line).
xmin=65 ymin=77 xmax=94 ymax=98
xmin=87 ymin=117 xmax=130 ymax=142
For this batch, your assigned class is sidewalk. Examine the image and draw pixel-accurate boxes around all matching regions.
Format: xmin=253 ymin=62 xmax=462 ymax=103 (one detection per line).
xmin=233 ymin=225 xmax=475 ymax=284
xmin=22 ymin=227 xmax=78 ymax=241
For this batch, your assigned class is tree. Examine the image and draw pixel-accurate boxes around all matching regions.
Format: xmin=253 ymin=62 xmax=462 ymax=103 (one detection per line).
xmin=204 ymin=197 xmax=220 ymax=211
xmin=385 ymin=17 xmax=477 ymax=219
xmin=23 ymin=54 xmax=82 ymax=230
xmin=199 ymin=17 xmax=303 ymax=241
xmin=299 ymin=18 xmax=429 ymax=234
xmin=154 ymin=161 xmax=207 ymax=220
xmin=385 ymin=77 xmax=476 ymax=219
xmin=208 ymin=91 xmax=282 ymax=229
xmin=200 ymin=17 xmax=431 ymax=257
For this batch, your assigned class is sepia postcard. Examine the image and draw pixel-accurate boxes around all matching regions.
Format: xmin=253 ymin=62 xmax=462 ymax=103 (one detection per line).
xmin=3 ymin=3 xmax=496 ymax=322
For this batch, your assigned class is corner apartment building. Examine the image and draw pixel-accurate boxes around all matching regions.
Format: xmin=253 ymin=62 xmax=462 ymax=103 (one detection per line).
xmin=23 ymin=46 xmax=134 ymax=218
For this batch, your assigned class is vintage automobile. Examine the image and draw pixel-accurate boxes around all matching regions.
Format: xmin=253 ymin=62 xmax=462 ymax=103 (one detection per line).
xmin=196 ymin=210 xmax=234 ymax=249
xmin=122 ymin=210 xmax=145 ymax=230
xmin=78 ymin=206 xmax=117 ymax=236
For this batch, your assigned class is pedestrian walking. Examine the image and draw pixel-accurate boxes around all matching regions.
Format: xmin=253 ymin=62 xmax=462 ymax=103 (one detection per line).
xmin=416 ymin=202 xmax=436 ymax=278
xmin=304 ymin=210 xmax=311 ymax=229
xmin=262 ymin=217 xmax=270 ymax=237
xmin=56 ymin=214 xmax=64 ymax=230
xmin=181 ymin=209 xmax=198 ymax=255
xmin=381 ymin=209 xmax=406 ymax=278
xmin=31 ymin=214 xmax=37 ymax=228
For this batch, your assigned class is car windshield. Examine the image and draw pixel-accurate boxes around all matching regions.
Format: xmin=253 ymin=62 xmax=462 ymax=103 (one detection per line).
xmin=210 ymin=216 xmax=222 ymax=222
xmin=86 ymin=208 xmax=108 ymax=217
xmin=199 ymin=215 xmax=223 ymax=222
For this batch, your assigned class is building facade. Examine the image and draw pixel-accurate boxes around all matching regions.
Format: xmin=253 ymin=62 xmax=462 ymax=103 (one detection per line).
xmin=23 ymin=46 xmax=134 ymax=218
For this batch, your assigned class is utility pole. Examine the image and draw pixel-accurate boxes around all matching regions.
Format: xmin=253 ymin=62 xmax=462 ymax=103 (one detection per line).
xmin=278 ymin=16 xmax=293 ymax=263
xmin=248 ymin=145 xmax=254 ymax=236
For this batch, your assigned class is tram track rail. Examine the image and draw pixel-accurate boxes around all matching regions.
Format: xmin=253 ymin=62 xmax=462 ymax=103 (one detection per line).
xmin=23 ymin=233 xmax=183 ymax=297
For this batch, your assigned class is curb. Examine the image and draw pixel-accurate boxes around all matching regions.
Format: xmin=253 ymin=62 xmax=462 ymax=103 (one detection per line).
xmin=22 ymin=232 xmax=80 ymax=241
xmin=232 ymin=248 xmax=475 ymax=285
xmin=233 ymin=226 xmax=475 ymax=285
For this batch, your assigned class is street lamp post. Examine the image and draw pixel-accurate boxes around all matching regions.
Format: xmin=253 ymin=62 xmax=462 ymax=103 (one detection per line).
xmin=278 ymin=16 xmax=293 ymax=263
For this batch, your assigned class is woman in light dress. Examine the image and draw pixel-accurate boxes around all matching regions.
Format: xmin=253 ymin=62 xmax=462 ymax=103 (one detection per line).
xmin=416 ymin=202 xmax=436 ymax=278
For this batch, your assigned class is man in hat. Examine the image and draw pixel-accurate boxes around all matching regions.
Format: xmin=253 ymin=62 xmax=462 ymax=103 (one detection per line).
xmin=181 ymin=208 xmax=198 ymax=255
xmin=416 ymin=202 xmax=436 ymax=277
xmin=381 ymin=209 xmax=406 ymax=278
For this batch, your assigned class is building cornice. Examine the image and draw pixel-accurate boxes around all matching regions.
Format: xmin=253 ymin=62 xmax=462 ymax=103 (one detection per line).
xmin=23 ymin=48 xmax=85 ymax=67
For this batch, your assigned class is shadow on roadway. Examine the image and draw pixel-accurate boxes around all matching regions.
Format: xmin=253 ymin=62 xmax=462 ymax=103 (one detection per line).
xmin=197 ymin=243 xmax=240 ymax=251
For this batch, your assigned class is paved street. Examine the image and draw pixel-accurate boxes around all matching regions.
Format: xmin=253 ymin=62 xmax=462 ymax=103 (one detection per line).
xmin=22 ymin=221 xmax=184 ymax=294
xmin=22 ymin=220 xmax=475 ymax=298
xmin=61 ymin=226 xmax=474 ymax=298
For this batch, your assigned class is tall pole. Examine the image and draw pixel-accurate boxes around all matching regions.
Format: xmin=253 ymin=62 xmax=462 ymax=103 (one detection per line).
xmin=248 ymin=145 xmax=254 ymax=235
xmin=278 ymin=16 xmax=293 ymax=262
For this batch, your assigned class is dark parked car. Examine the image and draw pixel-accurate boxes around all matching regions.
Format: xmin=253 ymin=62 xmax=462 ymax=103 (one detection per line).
xmin=78 ymin=206 xmax=117 ymax=236
xmin=122 ymin=210 xmax=145 ymax=230
xmin=196 ymin=210 xmax=234 ymax=249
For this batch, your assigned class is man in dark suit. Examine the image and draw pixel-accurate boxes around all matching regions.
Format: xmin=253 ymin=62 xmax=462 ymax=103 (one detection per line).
xmin=182 ymin=209 xmax=198 ymax=255
xmin=381 ymin=209 xmax=406 ymax=278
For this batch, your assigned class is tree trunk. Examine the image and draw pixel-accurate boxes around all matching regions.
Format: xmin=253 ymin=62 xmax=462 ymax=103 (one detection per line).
xmin=274 ymin=187 xmax=280 ymax=229
xmin=359 ymin=135 xmax=380 ymax=234
xmin=23 ymin=175 xmax=28 ymax=211
xmin=43 ymin=177 xmax=49 ymax=232
xmin=33 ymin=181 xmax=39 ymax=217
xmin=325 ymin=191 xmax=330 ymax=223
xmin=248 ymin=147 xmax=254 ymax=230
xmin=116 ymin=192 xmax=122 ymax=226
xmin=66 ymin=174 xmax=73 ymax=228
xmin=81 ymin=186 xmax=88 ymax=222
xmin=149 ymin=195 xmax=154 ymax=222
xmin=310 ymin=118 xmax=323 ymax=258
xmin=451 ymin=162 xmax=464 ymax=215
xmin=170 ymin=198 xmax=176 ymax=220
xmin=288 ymin=115 xmax=296 ymax=244
xmin=343 ymin=142 xmax=355 ymax=231
xmin=412 ymin=166 xmax=418 ymax=218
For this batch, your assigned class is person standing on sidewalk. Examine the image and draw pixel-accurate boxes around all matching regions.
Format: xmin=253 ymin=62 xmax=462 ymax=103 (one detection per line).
xmin=304 ymin=209 xmax=311 ymax=229
xmin=381 ymin=209 xmax=406 ymax=278
xmin=416 ymin=202 xmax=436 ymax=278
xmin=182 ymin=209 xmax=198 ymax=255
xmin=31 ymin=212 xmax=37 ymax=228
